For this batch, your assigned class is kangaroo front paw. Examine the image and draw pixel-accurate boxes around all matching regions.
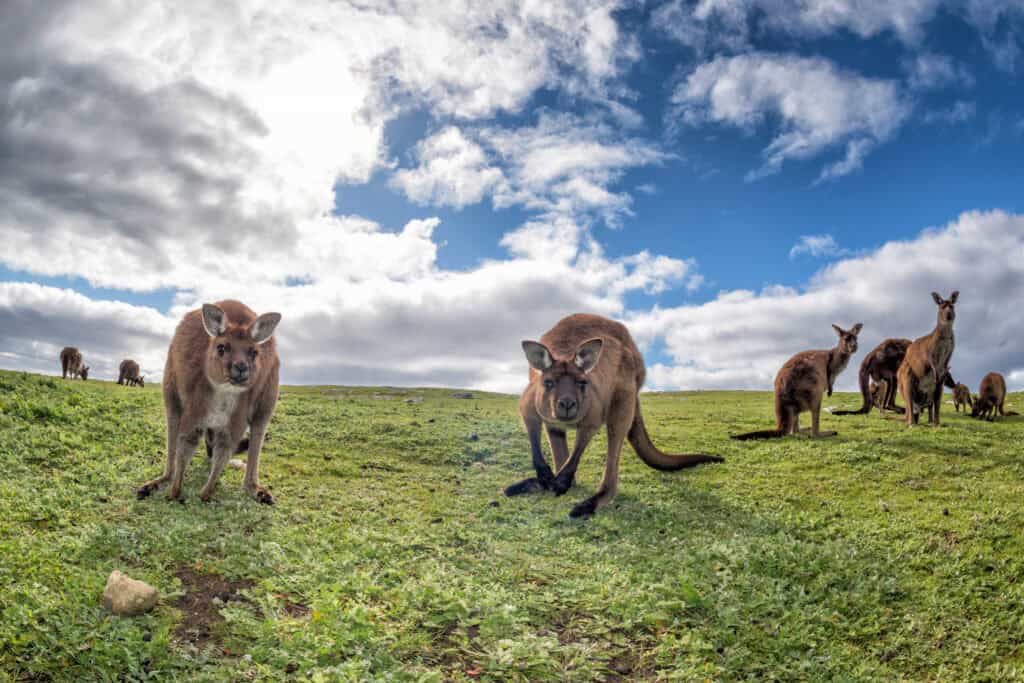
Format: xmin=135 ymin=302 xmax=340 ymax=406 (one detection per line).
xmin=246 ymin=486 xmax=274 ymax=505
xmin=569 ymin=497 xmax=598 ymax=519
xmin=551 ymin=477 xmax=573 ymax=496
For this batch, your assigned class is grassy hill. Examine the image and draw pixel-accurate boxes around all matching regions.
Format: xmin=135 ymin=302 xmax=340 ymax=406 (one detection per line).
xmin=1 ymin=368 xmax=1023 ymax=681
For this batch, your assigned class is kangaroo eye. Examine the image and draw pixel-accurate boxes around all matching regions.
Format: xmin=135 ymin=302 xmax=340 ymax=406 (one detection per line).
xmin=248 ymin=348 xmax=258 ymax=360
xmin=577 ymin=380 xmax=588 ymax=389
xmin=543 ymin=379 xmax=555 ymax=390
xmin=216 ymin=344 xmax=226 ymax=357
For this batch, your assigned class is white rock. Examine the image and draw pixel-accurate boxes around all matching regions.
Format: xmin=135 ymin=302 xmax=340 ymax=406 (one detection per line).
xmin=102 ymin=570 xmax=158 ymax=616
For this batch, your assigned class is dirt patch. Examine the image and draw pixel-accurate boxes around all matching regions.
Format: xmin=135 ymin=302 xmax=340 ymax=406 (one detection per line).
xmin=278 ymin=593 xmax=311 ymax=618
xmin=172 ymin=566 xmax=256 ymax=651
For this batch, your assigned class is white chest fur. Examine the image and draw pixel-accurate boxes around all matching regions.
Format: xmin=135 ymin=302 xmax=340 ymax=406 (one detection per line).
xmin=203 ymin=384 xmax=246 ymax=430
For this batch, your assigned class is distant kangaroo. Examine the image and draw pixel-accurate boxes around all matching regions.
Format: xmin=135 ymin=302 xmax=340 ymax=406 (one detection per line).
xmin=118 ymin=359 xmax=144 ymax=387
xmin=137 ymin=300 xmax=281 ymax=504
xmin=897 ymin=292 xmax=957 ymax=427
xmin=732 ymin=323 xmax=862 ymax=440
xmin=60 ymin=347 xmax=84 ymax=380
xmin=832 ymin=338 xmax=911 ymax=415
xmin=504 ymin=313 xmax=723 ymax=518
xmin=952 ymin=381 xmax=973 ymax=413
xmin=970 ymin=372 xmax=1018 ymax=421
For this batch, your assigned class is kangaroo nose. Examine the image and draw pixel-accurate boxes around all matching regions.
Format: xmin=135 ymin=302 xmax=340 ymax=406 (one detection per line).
xmin=232 ymin=361 xmax=249 ymax=376
xmin=557 ymin=397 xmax=577 ymax=415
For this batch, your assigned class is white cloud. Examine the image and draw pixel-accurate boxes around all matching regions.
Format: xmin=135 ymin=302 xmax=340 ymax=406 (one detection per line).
xmin=904 ymin=53 xmax=976 ymax=90
xmin=390 ymin=127 xmax=504 ymax=208
xmin=630 ymin=210 xmax=1024 ymax=393
xmin=923 ymin=100 xmax=977 ymax=125
xmin=672 ymin=53 xmax=910 ymax=180
xmin=789 ymin=234 xmax=849 ymax=259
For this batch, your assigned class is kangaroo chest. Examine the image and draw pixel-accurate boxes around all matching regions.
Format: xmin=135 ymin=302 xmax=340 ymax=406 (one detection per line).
xmin=203 ymin=385 xmax=247 ymax=430
xmin=916 ymin=335 xmax=954 ymax=399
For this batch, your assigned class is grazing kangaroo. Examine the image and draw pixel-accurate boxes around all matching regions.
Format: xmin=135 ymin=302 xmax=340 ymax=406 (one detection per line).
xmin=137 ymin=300 xmax=281 ymax=504
xmin=832 ymin=338 xmax=911 ymax=415
xmin=60 ymin=347 xmax=84 ymax=380
xmin=971 ymin=372 xmax=1018 ymax=421
xmin=118 ymin=359 xmax=144 ymax=387
xmin=952 ymin=382 xmax=973 ymax=413
xmin=897 ymin=292 xmax=957 ymax=427
xmin=732 ymin=323 xmax=862 ymax=440
xmin=504 ymin=314 xmax=723 ymax=518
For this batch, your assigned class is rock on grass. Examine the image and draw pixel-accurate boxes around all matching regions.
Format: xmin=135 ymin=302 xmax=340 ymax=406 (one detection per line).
xmin=103 ymin=570 xmax=158 ymax=616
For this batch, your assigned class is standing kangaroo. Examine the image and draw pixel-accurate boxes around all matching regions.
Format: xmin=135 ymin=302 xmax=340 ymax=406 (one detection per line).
xmin=732 ymin=323 xmax=862 ymax=440
xmin=137 ymin=300 xmax=281 ymax=504
xmin=897 ymin=292 xmax=958 ymax=427
xmin=118 ymin=359 xmax=144 ymax=387
xmin=832 ymin=338 xmax=911 ymax=415
xmin=970 ymin=372 xmax=1017 ymax=421
xmin=952 ymin=382 xmax=973 ymax=413
xmin=504 ymin=314 xmax=722 ymax=518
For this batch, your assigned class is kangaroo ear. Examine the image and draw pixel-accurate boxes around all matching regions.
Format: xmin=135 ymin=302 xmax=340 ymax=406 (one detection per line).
xmin=850 ymin=323 xmax=863 ymax=336
xmin=522 ymin=341 xmax=553 ymax=371
xmin=250 ymin=312 xmax=282 ymax=344
xmin=201 ymin=304 xmax=228 ymax=337
xmin=574 ymin=338 xmax=604 ymax=374
xmin=832 ymin=324 xmax=844 ymax=337
xmin=931 ymin=292 xmax=943 ymax=305
xmin=948 ymin=290 xmax=959 ymax=304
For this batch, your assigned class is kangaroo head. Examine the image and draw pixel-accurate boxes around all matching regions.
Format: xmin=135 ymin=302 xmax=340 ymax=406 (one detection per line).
xmin=522 ymin=338 xmax=603 ymax=423
xmin=831 ymin=322 xmax=862 ymax=355
xmin=79 ymin=365 xmax=89 ymax=380
xmin=136 ymin=374 xmax=145 ymax=388
xmin=970 ymin=396 xmax=988 ymax=418
xmin=201 ymin=304 xmax=281 ymax=391
xmin=931 ymin=291 xmax=958 ymax=325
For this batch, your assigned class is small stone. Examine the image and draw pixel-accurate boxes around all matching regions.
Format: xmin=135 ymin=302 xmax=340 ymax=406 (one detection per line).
xmin=102 ymin=570 xmax=158 ymax=616
xmin=467 ymin=433 xmax=479 ymax=441
xmin=471 ymin=462 xmax=485 ymax=469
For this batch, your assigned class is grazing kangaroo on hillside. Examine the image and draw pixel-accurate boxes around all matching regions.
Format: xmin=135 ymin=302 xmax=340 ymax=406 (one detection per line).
xmin=504 ymin=314 xmax=723 ymax=518
xmin=952 ymin=381 xmax=973 ymax=413
xmin=137 ymin=300 xmax=281 ymax=504
xmin=832 ymin=338 xmax=911 ymax=415
xmin=118 ymin=359 xmax=144 ymax=387
xmin=971 ymin=372 xmax=1018 ymax=421
xmin=60 ymin=347 xmax=85 ymax=380
xmin=732 ymin=323 xmax=862 ymax=440
xmin=897 ymin=292 xmax=957 ymax=427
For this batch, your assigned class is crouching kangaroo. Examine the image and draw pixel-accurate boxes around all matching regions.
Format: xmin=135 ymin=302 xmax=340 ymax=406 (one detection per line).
xmin=137 ymin=300 xmax=281 ymax=504
xmin=504 ymin=314 xmax=723 ymax=518
xmin=60 ymin=347 xmax=88 ymax=380
xmin=832 ymin=338 xmax=911 ymax=415
xmin=732 ymin=323 xmax=862 ymax=440
xmin=118 ymin=359 xmax=144 ymax=387
xmin=971 ymin=372 xmax=1018 ymax=421
xmin=897 ymin=292 xmax=957 ymax=427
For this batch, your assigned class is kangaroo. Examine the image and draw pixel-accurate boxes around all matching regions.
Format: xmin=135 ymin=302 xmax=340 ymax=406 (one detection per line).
xmin=732 ymin=323 xmax=862 ymax=440
xmin=897 ymin=292 xmax=957 ymax=427
xmin=118 ymin=359 xmax=143 ymax=387
xmin=137 ymin=300 xmax=281 ymax=504
xmin=970 ymin=372 xmax=1018 ymax=421
xmin=60 ymin=347 xmax=82 ymax=380
xmin=832 ymin=338 xmax=911 ymax=415
xmin=504 ymin=314 xmax=723 ymax=518
xmin=77 ymin=364 xmax=90 ymax=381
xmin=869 ymin=379 xmax=887 ymax=412
xmin=952 ymin=381 xmax=973 ymax=413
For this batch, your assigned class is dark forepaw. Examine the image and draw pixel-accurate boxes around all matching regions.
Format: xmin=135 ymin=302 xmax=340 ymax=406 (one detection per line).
xmin=256 ymin=489 xmax=274 ymax=505
xmin=551 ymin=476 xmax=574 ymax=496
xmin=569 ymin=497 xmax=598 ymax=519
xmin=504 ymin=477 xmax=547 ymax=496
xmin=136 ymin=484 xmax=156 ymax=500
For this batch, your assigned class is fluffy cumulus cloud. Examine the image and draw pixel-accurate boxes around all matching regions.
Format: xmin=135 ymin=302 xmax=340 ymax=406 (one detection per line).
xmin=789 ymin=234 xmax=849 ymax=259
xmin=631 ymin=210 xmax=1024 ymax=393
xmin=671 ymin=53 xmax=910 ymax=181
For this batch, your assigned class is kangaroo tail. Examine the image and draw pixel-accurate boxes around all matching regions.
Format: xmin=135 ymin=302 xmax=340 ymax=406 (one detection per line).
xmin=832 ymin=361 xmax=871 ymax=415
xmin=730 ymin=429 xmax=786 ymax=441
xmin=628 ymin=399 xmax=723 ymax=470
xmin=1004 ymin=411 xmax=1019 ymax=416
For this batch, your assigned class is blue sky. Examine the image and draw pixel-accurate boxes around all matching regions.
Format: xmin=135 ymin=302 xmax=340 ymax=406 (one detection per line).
xmin=1 ymin=1 xmax=1022 ymax=392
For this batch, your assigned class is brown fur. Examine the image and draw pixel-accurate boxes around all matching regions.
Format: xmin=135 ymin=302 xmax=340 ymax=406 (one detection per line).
xmin=118 ymin=359 xmax=144 ymax=387
xmin=952 ymin=382 xmax=972 ymax=413
xmin=732 ymin=323 xmax=862 ymax=440
xmin=504 ymin=313 xmax=722 ymax=518
xmin=970 ymin=372 xmax=1017 ymax=421
xmin=897 ymin=292 xmax=957 ymax=427
xmin=136 ymin=300 xmax=281 ymax=504
xmin=832 ymin=338 xmax=911 ymax=415
xmin=60 ymin=346 xmax=88 ymax=380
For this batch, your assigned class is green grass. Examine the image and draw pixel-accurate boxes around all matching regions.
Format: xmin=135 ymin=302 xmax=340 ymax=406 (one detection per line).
xmin=1 ymin=368 xmax=1023 ymax=681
